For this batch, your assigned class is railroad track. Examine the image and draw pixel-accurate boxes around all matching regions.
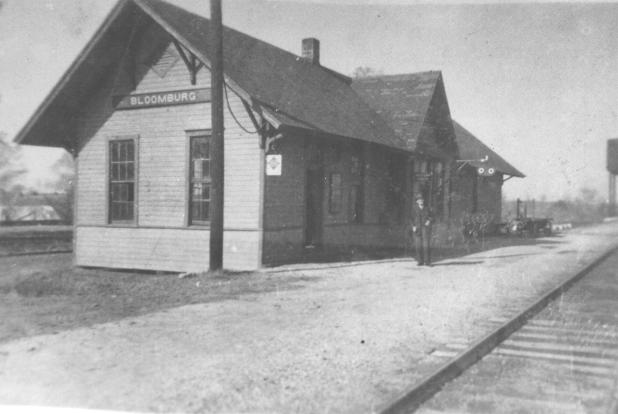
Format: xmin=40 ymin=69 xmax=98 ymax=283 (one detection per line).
xmin=0 ymin=250 xmax=72 ymax=258
xmin=381 ymin=246 xmax=618 ymax=414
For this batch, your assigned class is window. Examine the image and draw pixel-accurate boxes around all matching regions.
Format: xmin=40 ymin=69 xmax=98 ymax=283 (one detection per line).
xmin=189 ymin=134 xmax=211 ymax=225
xmin=329 ymin=172 xmax=342 ymax=214
xmin=109 ymin=138 xmax=136 ymax=222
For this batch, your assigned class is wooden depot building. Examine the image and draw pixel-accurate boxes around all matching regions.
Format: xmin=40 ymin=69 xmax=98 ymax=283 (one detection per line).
xmin=15 ymin=0 xmax=522 ymax=272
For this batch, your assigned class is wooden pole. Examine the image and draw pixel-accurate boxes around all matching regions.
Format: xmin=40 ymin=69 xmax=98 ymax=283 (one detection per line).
xmin=610 ymin=173 xmax=616 ymax=217
xmin=209 ymin=0 xmax=224 ymax=271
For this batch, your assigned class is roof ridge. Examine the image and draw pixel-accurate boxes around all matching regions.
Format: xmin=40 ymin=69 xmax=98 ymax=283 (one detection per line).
xmin=354 ymin=71 xmax=441 ymax=81
xmin=136 ymin=0 xmax=352 ymax=83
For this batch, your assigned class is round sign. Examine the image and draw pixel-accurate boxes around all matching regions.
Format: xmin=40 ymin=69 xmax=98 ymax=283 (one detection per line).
xmin=477 ymin=167 xmax=485 ymax=175
xmin=488 ymin=168 xmax=495 ymax=175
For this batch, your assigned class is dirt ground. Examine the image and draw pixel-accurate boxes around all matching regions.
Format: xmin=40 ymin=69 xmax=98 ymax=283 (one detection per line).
xmin=0 ymin=230 xmax=551 ymax=345
xmin=0 ymin=253 xmax=309 ymax=344
xmin=0 ymin=223 xmax=617 ymax=413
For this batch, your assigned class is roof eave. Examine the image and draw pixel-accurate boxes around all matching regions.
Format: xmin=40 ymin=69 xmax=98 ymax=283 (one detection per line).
xmin=13 ymin=0 xmax=133 ymax=147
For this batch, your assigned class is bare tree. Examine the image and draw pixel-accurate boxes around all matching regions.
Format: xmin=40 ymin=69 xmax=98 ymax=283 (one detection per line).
xmin=352 ymin=66 xmax=383 ymax=79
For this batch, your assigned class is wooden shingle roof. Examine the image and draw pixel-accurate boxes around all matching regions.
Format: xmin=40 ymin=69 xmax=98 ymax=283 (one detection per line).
xmin=16 ymin=0 xmax=407 ymax=152
xmin=352 ymin=72 xmax=452 ymax=153
xmin=138 ymin=0 xmax=405 ymax=149
xmin=453 ymin=120 xmax=524 ymax=178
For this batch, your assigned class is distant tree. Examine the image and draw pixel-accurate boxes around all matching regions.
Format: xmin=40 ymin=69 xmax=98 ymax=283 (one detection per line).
xmin=44 ymin=152 xmax=75 ymax=223
xmin=0 ymin=133 xmax=26 ymax=206
xmin=352 ymin=66 xmax=383 ymax=79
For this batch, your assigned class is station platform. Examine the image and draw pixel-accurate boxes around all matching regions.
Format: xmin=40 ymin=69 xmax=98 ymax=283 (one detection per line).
xmin=1 ymin=222 xmax=618 ymax=413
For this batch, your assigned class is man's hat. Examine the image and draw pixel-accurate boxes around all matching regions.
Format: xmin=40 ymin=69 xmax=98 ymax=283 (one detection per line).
xmin=415 ymin=195 xmax=424 ymax=201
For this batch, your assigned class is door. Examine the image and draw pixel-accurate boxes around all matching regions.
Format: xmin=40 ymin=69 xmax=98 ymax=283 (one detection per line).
xmin=305 ymin=168 xmax=324 ymax=247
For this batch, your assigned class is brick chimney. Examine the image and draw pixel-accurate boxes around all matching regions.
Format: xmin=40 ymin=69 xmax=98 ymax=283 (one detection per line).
xmin=302 ymin=38 xmax=320 ymax=65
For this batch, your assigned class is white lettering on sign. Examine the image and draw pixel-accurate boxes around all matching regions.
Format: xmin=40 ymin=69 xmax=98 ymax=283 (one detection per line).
xmin=266 ymin=154 xmax=282 ymax=176
xmin=114 ymin=89 xmax=210 ymax=110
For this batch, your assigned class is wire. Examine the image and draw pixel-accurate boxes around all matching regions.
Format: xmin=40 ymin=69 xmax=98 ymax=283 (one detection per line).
xmin=223 ymin=83 xmax=259 ymax=135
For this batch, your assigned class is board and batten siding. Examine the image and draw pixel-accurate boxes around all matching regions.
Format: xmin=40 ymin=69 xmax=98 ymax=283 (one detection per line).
xmin=262 ymin=136 xmax=407 ymax=266
xmin=75 ymin=31 xmax=262 ymax=272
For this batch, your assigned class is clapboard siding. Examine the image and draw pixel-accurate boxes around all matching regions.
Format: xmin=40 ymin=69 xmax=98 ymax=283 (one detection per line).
xmin=76 ymin=227 xmax=260 ymax=271
xmin=75 ymin=25 xmax=262 ymax=271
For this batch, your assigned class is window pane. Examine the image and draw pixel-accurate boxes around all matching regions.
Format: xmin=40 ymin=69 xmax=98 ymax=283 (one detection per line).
xmin=127 ymin=142 xmax=134 ymax=160
xmin=119 ymin=163 xmax=126 ymax=181
xmin=126 ymin=203 xmax=134 ymax=220
xmin=111 ymin=183 xmax=120 ymax=201
xmin=192 ymin=182 xmax=202 ymax=197
xmin=111 ymin=143 xmax=119 ymax=162
xmin=127 ymin=163 xmax=134 ymax=180
xmin=127 ymin=183 xmax=134 ymax=202
xmin=202 ymin=201 xmax=209 ymax=220
xmin=193 ymin=159 xmax=203 ymax=179
xmin=120 ymin=183 xmax=128 ymax=201
xmin=202 ymin=160 xmax=210 ymax=179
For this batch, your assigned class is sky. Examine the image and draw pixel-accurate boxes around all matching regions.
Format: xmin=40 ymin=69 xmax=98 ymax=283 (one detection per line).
xmin=1 ymin=0 xmax=618 ymax=200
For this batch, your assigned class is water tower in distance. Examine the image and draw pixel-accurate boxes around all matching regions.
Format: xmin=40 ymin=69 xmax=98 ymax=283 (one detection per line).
xmin=608 ymin=139 xmax=618 ymax=216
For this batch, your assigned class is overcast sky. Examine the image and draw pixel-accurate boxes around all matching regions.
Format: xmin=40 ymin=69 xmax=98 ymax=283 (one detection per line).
xmin=1 ymin=0 xmax=618 ymax=200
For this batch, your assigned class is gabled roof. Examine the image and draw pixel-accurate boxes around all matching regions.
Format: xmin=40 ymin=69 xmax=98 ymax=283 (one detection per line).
xmin=15 ymin=0 xmax=405 ymax=152
xmin=351 ymin=72 xmax=445 ymax=152
xmin=453 ymin=120 xmax=524 ymax=178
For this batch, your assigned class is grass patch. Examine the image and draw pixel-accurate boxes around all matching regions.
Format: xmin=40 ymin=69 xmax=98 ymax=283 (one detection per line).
xmin=0 ymin=255 xmax=312 ymax=344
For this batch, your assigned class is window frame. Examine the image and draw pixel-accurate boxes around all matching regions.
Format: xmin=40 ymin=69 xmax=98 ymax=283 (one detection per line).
xmin=107 ymin=135 xmax=139 ymax=225
xmin=328 ymin=172 xmax=343 ymax=215
xmin=186 ymin=130 xmax=212 ymax=227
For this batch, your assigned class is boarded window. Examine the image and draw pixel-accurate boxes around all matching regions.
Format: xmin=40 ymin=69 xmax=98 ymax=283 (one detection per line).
xmin=329 ymin=173 xmax=342 ymax=214
xmin=189 ymin=135 xmax=211 ymax=225
xmin=109 ymin=139 xmax=136 ymax=222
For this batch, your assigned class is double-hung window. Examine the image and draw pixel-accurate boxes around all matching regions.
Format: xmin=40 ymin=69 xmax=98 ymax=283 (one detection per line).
xmin=109 ymin=138 xmax=136 ymax=223
xmin=189 ymin=134 xmax=211 ymax=225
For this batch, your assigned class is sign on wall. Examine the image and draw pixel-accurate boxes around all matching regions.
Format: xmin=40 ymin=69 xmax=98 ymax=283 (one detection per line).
xmin=266 ymin=154 xmax=282 ymax=176
xmin=113 ymin=88 xmax=211 ymax=110
xmin=477 ymin=167 xmax=496 ymax=176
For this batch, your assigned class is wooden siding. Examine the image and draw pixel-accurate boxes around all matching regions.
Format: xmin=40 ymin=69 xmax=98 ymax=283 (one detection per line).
xmin=75 ymin=23 xmax=261 ymax=271
xmin=477 ymin=174 xmax=503 ymax=220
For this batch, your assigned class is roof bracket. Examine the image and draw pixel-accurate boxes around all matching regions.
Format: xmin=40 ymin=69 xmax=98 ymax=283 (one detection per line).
xmin=503 ymin=175 xmax=514 ymax=183
xmin=455 ymin=155 xmax=488 ymax=173
xmin=173 ymin=40 xmax=202 ymax=85
xmin=264 ymin=133 xmax=283 ymax=153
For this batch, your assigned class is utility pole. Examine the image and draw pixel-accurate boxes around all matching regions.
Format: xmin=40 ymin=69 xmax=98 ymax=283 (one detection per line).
xmin=209 ymin=0 xmax=224 ymax=271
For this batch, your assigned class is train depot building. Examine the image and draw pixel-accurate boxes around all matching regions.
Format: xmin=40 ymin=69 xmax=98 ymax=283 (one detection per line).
xmin=15 ymin=0 xmax=523 ymax=272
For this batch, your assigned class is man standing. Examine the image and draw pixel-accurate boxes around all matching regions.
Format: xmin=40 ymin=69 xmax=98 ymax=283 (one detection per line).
xmin=413 ymin=195 xmax=432 ymax=266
